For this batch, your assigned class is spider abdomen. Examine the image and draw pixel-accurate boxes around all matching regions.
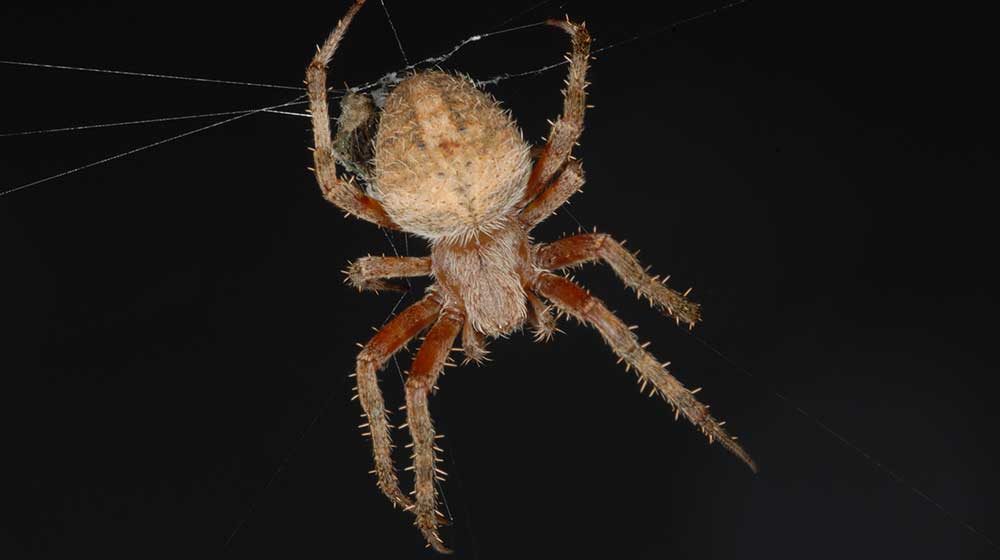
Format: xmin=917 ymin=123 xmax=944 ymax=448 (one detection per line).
xmin=373 ymin=71 xmax=531 ymax=241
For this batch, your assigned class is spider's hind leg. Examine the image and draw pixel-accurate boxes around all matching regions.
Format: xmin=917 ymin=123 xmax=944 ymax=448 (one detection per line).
xmin=533 ymin=272 xmax=757 ymax=472
xmin=404 ymin=309 xmax=464 ymax=553
xmin=535 ymin=233 xmax=702 ymax=328
xmin=355 ymin=294 xmax=441 ymax=509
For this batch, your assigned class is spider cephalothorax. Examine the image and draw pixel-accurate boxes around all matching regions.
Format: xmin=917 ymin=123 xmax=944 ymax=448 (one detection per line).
xmin=307 ymin=1 xmax=756 ymax=552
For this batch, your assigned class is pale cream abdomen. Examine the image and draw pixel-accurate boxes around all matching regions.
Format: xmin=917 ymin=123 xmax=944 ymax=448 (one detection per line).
xmin=373 ymin=72 xmax=532 ymax=241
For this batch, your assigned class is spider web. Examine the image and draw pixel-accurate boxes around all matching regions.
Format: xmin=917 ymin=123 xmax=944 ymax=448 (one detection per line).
xmin=1 ymin=0 xmax=995 ymax=555
xmin=0 ymin=1 xmax=745 ymax=198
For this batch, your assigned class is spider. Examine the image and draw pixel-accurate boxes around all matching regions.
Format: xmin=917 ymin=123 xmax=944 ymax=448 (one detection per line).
xmin=306 ymin=0 xmax=757 ymax=552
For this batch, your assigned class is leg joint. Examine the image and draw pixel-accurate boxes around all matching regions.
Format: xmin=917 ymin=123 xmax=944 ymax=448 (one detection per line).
xmin=356 ymin=347 xmax=379 ymax=371
xmin=591 ymin=232 xmax=611 ymax=253
xmin=405 ymin=375 xmax=432 ymax=394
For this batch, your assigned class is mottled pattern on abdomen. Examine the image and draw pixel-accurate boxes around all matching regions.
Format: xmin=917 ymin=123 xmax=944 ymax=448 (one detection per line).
xmin=373 ymin=71 xmax=532 ymax=242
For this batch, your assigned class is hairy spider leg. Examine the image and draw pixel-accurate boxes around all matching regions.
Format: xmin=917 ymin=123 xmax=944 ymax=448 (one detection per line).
xmin=525 ymin=290 xmax=558 ymax=341
xmin=532 ymin=272 xmax=757 ymax=472
xmin=346 ymin=255 xmax=432 ymax=293
xmin=307 ymin=0 xmax=399 ymax=228
xmin=521 ymin=19 xmax=591 ymax=205
xmin=519 ymin=159 xmax=585 ymax=227
xmin=460 ymin=322 xmax=489 ymax=365
xmin=404 ymin=309 xmax=464 ymax=553
xmin=355 ymin=294 xmax=442 ymax=509
xmin=535 ymin=233 xmax=702 ymax=327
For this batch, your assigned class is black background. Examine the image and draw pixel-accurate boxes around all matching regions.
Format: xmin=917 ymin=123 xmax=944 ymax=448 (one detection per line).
xmin=2 ymin=1 xmax=997 ymax=558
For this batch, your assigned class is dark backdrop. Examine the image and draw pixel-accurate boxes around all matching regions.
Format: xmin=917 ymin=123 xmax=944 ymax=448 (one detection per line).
xmin=2 ymin=1 xmax=997 ymax=558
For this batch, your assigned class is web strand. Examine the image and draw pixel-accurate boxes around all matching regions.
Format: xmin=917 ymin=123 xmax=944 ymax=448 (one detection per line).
xmin=592 ymin=0 xmax=749 ymax=56
xmin=0 ymin=19 xmax=549 ymax=145
xmin=1 ymin=18 xmax=547 ymax=98
xmin=348 ymin=20 xmax=549 ymax=96
xmin=0 ymin=96 xmax=306 ymax=198
xmin=0 ymin=102 xmax=309 ymax=138
xmin=379 ymin=0 xmax=410 ymax=66
xmin=681 ymin=329 xmax=998 ymax=551
xmin=0 ymin=1 xmax=746 ymax=113
xmin=222 ymin=388 xmax=338 ymax=549
xmin=0 ymin=59 xmax=302 ymax=90
xmin=490 ymin=0 xmax=559 ymax=31
xmin=476 ymin=1 xmax=752 ymax=88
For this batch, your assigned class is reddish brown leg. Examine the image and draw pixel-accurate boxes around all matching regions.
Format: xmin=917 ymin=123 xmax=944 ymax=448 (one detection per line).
xmin=307 ymin=0 xmax=399 ymax=228
xmin=355 ymin=294 xmax=441 ymax=509
xmin=460 ymin=322 xmax=489 ymax=365
xmin=346 ymin=255 xmax=431 ymax=293
xmin=404 ymin=309 xmax=464 ymax=553
xmin=526 ymin=291 xmax=557 ymax=342
xmin=519 ymin=160 xmax=585 ymax=228
xmin=533 ymin=272 xmax=757 ymax=472
xmin=520 ymin=18 xmax=591 ymax=205
xmin=535 ymin=233 xmax=702 ymax=328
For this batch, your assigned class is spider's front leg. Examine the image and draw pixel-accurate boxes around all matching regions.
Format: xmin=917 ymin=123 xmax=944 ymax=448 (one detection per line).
xmin=306 ymin=0 xmax=398 ymax=228
xmin=355 ymin=294 xmax=441 ymax=510
xmin=533 ymin=272 xmax=757 ymax=472
xmin=346 ymin=255 xmax=431 ymax=294
xmin=520 ymin=18 xmax=591 ymax=205
xmin=535 ymin=233 xmax=702 ymax=328
xmin=519 ymin=160 xmax=585 ymax=228
xmin=404 ymin=309 xmax=464 ymax=553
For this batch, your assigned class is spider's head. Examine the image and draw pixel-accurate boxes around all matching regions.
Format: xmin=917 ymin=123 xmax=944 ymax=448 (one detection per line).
xmin=371 ymin=71 xmax=531 ymax=243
